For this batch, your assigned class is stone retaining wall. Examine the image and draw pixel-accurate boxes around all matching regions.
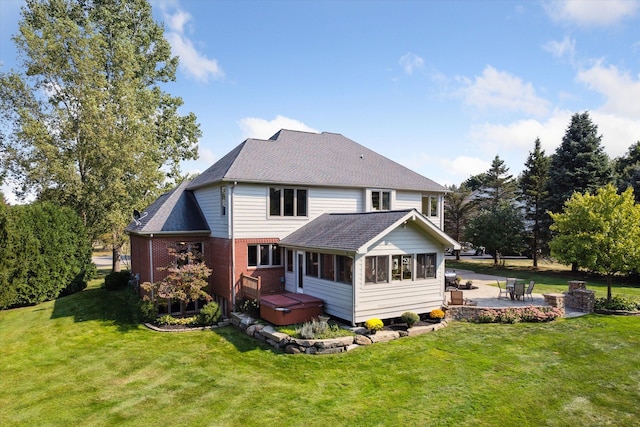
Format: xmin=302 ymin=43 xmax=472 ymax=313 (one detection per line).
xmin=230 ymin=312 xmax=446 ymax=354
xmin=446 ymin=304 xmax=566 ymax=321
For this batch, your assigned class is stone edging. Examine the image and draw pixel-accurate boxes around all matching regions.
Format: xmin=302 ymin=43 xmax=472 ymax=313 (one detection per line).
xmin=144 ymin=319 xmax=231 ymax=332
xmin=230 ymin=312 xmax=447 ymax=354
xmin=594 ymin=309 xmax=640 ymax=316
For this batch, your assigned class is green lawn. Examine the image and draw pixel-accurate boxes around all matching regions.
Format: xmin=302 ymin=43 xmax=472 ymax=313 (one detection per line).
xmin=447 ymin=258 xmax=640 ymax=299
xmin=2 ymin=273 xmax=640 ymax=426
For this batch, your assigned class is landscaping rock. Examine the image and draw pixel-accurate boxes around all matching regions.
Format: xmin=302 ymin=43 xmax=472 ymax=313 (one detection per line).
xmin=284 ymin=344 xmax=301 ymax=354
xmin=259 ymin=326 xmax=289 ymax=344
xmin=354 ymin=335 xmax=372 ymax=346
xmin=314 ymin=336 xmax=354 ymax=349
xmin=316 ymin=346 xmax=344 ymax=355
xmin=305 ymin=346 xmax=318 ymax=355
xmin=369 ymin=330 xmax=400 ymax=343
xmin=246 ymin=325 xmax=257 ymax=336
xmin=407 ymin=325 xmax=434 ymax=337
xmin=345 ymin=344 xmax=360 ymax=352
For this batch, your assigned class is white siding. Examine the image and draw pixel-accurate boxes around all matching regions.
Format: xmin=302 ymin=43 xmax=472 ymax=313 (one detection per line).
xmin=233 ymin=184 xmax=364 ymax=239
xmin=303 ymin=277 xmax=353 ymax=323
xmin=394 ymin=190 xmax=422 ymax=210
xmin=354 ymin=224 xmax=446 ymax=323
xmin=193 ymin=186 xmax=227 ymax=238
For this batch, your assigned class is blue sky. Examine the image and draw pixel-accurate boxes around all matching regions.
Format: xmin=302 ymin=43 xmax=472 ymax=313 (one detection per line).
xmin=1 ymin=0 xmax=640 ymax=202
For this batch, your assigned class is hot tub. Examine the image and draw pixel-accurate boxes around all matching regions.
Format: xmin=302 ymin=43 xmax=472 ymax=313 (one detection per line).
xmin=259 ymin=292 xmax=324 ymax=326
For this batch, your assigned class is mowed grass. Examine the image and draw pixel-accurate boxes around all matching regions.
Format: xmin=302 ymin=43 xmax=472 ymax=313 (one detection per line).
xmin=1 ymin=271 xmax=640 ymax=426
xmin=447 ymin=257 xmax=640 ymax=299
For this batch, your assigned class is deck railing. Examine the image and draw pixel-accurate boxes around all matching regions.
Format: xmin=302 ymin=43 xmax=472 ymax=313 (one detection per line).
xmin=241 ymin=274 xmax=261 ymax=301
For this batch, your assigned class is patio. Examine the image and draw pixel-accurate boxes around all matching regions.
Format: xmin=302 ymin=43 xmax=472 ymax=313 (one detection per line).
xmin=448 ymin=269 xmax=586 ymax=318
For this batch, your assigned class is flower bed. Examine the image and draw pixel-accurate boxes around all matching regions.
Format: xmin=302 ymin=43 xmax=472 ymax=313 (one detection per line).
xmin=447 ymin=305 xmax=564 ymax=323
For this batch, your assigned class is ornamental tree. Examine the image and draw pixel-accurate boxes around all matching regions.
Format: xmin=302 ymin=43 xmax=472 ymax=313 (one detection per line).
xmin=549 ymin=184 xmax=640 ymax=301
xmin=142 ymin=248 xmax=212 ymax=314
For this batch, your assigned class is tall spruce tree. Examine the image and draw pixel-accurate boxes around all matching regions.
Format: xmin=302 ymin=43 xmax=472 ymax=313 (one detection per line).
xmin=544 ymin=112 xmax=612 ymax=216
xmin=519 ymin=138 xmax=550 ymax=268
xmin=0 ymin=0 xmax=201 ymax=271
xmin=614 ymin=141 xmax=640 ymax=202
xmin=443 ymin=184 xmax=476 ymax=260
xmin=478 ymin=155 xmax=516 ymax=207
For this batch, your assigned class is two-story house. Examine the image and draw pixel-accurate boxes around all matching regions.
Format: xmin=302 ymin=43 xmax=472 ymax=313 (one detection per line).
xmin=126 ymin=129 xmax=459 ymax=324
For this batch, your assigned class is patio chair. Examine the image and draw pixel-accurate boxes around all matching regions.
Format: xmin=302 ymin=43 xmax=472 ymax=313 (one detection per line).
xmin=513 ymin=282 xmax=525 ymax=301
xmin=525 ymin=281 xmax=535 ymax=301
xmin=497 ymin=280 xmax=511 ymax=299
xmin=450 ymin=290 xmax=464 ymax=305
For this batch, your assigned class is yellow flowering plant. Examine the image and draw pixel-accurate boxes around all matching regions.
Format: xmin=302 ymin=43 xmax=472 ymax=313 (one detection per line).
xmin=364 ymin=318 xmax=384 ymax=331
xmin=429 ymin=309 xmax=445 ymax=320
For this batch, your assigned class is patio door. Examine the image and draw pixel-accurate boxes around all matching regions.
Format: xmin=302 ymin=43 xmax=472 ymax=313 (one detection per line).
xmin=297 ymin=253 xmax=304 ymax=292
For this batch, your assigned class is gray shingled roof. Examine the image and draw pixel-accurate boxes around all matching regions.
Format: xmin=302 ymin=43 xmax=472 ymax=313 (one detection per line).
xmin=279 ymin=210 xmax=412 ymax=252
xmin=125 ymin=180 xmax=210 ymax=235
xmin=188 ymin=130 xmax=447 ymax=192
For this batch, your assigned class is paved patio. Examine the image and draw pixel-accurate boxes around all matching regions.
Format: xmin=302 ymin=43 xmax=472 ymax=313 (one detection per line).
xmin=448 ymin=269 xmax=586 ymax=318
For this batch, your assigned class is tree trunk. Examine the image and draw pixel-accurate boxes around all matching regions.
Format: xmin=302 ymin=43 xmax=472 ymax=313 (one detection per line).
xmin=112 ymin=247 xmax=121 ymax=272
xmin=571 ymin=262 xmax=578 ymax=272
xmin=455 ymin=249 xmax=460 ymax=261
xmin=607 ymin=274 xmax=612 ymax=302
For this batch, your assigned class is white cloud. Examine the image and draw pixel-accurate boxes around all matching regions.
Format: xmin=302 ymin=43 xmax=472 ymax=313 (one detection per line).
xmin=160 ymin=3 xmax=224 ymax=83
xmin=459 ymin=66 xmax=550 ymax=117
xmin=238 ymin=115 xmax=319 ymax=140
xmin=576 ymin=62 xmax=640 ymax=118
xmin=399 ymin=52 xmax=424 ymax=75
xmin=469 ymin=111 xmax=571 ymax=154
xmin=543 ymin=36 xmax=576 ymax=60
xmin=544 ymin=0 xmax=639 ymax=27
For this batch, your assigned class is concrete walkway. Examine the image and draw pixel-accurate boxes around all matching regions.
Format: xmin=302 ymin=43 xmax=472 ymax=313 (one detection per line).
xmin=449 ymin=269 xmax=586 ymax=318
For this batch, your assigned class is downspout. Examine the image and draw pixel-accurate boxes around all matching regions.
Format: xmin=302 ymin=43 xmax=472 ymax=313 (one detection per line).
xmin=149 ymin=234 xmax=154 ymax=299
xmin=230 ymin=182 xmax=237 ymax=311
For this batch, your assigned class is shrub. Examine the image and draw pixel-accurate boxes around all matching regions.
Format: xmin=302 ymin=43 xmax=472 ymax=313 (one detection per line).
xmin=474 ymin=306 xmax=563 ymax=323
xmin=595 ymin=296 xmax=639 ymax=311
xmin=286 ymin=319 xmax=353 ymax=339
xmin=401 ymin=311 xmax=420 ymax=327
xmin=105 ymin=271 xmax=131 ymax=291
xmin=156 ymin=314 xmax=198 ymax=326
xmin=139 ymin=300 xmax=158 ymax=323
xmin=3 ymin=202 xmax=93 ymax=308
xmin=365 ymin=318 xmax=384 ymax=332
xmin=238 ymin=298 xmax=260 ymax=316
xmin=429 ymin=309 xmax=445 ymax=320
xmin=198 ymin=301 xmax=221 ymax=325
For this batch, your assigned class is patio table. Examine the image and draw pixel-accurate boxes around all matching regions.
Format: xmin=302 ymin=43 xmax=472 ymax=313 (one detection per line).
xmin=505 ymin=278 xmax=526 ymax=300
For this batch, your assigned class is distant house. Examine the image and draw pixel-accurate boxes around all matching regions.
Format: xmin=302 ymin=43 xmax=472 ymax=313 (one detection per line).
xmin=125 ymin=130 xmax=459 ymax=324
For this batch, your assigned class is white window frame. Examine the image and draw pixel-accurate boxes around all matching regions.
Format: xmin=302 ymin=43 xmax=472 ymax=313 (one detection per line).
xmin=269 ymin=187 xmax=308 ymax=217
xmin=247 ymin=244 xmax=281 ymax=268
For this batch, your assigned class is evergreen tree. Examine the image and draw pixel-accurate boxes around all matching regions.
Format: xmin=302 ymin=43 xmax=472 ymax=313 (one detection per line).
xmin=614 ymin=141 xmax=640 ymax=202
xmin=0 ymin=0 xmax=201 ymax=271
xmin=464 ymin=201 xmax=525 ymax=265
xmin=482 ymin=155 xmax=516 ymax=206
xmin=519 ymin=138 xmax=550 ymax=267
xmin=544 ymin=112 xmax=612 ymax=216
xmin=443 ymin=184 xmax=476 ymax=260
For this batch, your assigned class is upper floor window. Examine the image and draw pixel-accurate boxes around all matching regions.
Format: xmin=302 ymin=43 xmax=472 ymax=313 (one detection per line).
xmin=220 ymin=186 xmax=227 ymax=216
xmin=270 ymin=188 xmax=307 ymax=217
xmin=248 ymin=244 xmax=281 ymax=268
xmin=371 ymin=190 xmax=391 ymax=211
xmin=423 ymin=195 xmax=438 ymax=217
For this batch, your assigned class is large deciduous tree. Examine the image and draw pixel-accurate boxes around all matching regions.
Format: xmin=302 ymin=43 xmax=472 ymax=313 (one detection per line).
xmin=0 ymin=0 xmax=201 ymax=271
xmin=549 ymin=185 xmax=640 ymax=301
xmin=519 ymin=138 xmax=550 ymax=268
xmin=545 ymin=112 xmax=612 ymax=216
